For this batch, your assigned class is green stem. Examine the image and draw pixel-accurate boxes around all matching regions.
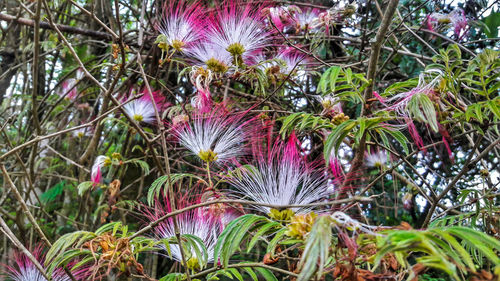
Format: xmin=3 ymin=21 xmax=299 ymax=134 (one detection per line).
xmin=206 ymin=161 xmax=213 ymax=189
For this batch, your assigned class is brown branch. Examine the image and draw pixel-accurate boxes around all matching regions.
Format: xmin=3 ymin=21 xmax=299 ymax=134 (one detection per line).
xmin=0 ymin=12 xmax=114 ymax=40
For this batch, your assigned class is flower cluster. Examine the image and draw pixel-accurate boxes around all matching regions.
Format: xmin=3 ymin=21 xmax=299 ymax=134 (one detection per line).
xmin=155 ymin=1 xmax=351 ymax=112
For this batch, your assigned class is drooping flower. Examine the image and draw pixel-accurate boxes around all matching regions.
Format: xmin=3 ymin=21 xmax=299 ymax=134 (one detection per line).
xmin=173 ymin=107 xmax=254 ymax=164
xmin=189 ymin=66 xmax=214 ymax=113
xmin=122 ymin=90 xmax=166 ymax=124
xmin=2 ymin=245 xmax=87 ymax=281
xmin=227 ymin=133 xmax=331 ymax=215
xmin=143 ymin=194 xmax=223 ymax=269
xmin=91 ymin=155 xmax=109 ymax=186
xmin=156 ymin=0 xmax=205 ymax=52
xmin=207 ymin=1 xmax=271 ymax=64
xmin=448 ymin=8 xmax=468 ymax=39
xmin=365 ymin=150 xmax=388 ymax=168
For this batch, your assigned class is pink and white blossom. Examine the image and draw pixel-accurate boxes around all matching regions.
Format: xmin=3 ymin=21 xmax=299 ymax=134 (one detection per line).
xmin=185 ymin=42 xmax=232 ymax=72
xmin=425 ymin=8 xmax=468 ymax=39
xmin=156 ymin=0 xmax=205 ymax=51
xmin=122 ymin=90 xmax=166 ymax=124
xmin=2 ymin=246 xmax=87 ymax=281
xmin=59 ymin=79 xmax=78 ymax=100
xmin=207 ymin=1 xmax=271 ymax=64
xmin=144 ymin=195 xmax=222 ymax=264
xmin=365 ymin=150 xmax=388 ymax=168
xmin=274 ymin=48 xmax=308 ymax=75
xmin=173 ymin=108 xmax=253 ymax=164
xmin=227 ymin=133 xmax=331 ymax=214
xmin=294 ymin=8 xmax=321 ymax=31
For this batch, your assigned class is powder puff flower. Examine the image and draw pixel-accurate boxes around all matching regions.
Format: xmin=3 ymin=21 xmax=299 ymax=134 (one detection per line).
xmin=2 ymin=245 xmax=87 ymax=281
xmin=263 ymin=5 xmax=300 ymax=32
xmin=186 ymin=43 xmax=232 ymax=74
xmin=227 ymin=133 xmax=331 ymax=215
xmin=71 ymin=127 xmax=91 ymax=139
xmin=275 ymin=48 xmax=308 ymax=75
xmin=425 ymin=8 xmax=468 ymax=39
xmin=155 ymin=0 xmax=205 ymax=52
xmin=122 ymin=90 xmax=166 ymax=124
xmin=58 ymin=79 xmax=78 ymax=100
xmin=173 ymin=108 xmax=253 ymax=164
xmin=91 ymin=155 xmax=109 ymax=186
xmin=144 ymin=195 xmax=223 ymax=269
xmin=365 ymin=150 xmax=388 ymax=168
xmin=294 ymin=8 xmax=321 ymax=31
xmin=208 ymin=1 xmax=271 ymax=64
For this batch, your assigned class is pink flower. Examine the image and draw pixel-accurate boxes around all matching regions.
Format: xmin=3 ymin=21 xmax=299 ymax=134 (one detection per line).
xmin=449 ymin=8 xmax=468 ymax=39
xmin=263 ymin=5 xmax=300 ymax=32
xmin=2 ymin=245 xmax=88 ymax=281
xmin=227 ymin=132 xmax=331 ymax=214
xmin=425 ymin=8 xmax=468 ymax=40
xmin=59 ymin=79 xmax=78 ymax=100
xmin=122 ymin=89 xmax=167 ymax=124
xmin=185 ymin=43 xmax=232 ymax=73
xmin=156 ymin=0 xmax=205 ymax=52
xmin=207 ymin=1 xmax=271 ymax=64
xmin=275 ymin=48 xmax=308 ymax=75
xmin=143 ymin=192 xmax=224 ymax=265
xmin=294 ymin=8 xmax=320 ymax=31
xmin=172 ymin=106 xmax=255 ymax=164
xmin=189 ymin=66 xmax=214 ymax=113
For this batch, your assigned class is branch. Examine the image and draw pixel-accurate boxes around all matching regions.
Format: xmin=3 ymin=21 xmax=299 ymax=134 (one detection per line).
xmin=0 ymin=12 xmax=113 ymax=40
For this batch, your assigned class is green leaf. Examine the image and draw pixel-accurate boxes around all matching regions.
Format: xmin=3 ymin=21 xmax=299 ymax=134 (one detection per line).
xmin=297 ymin=216 xmax=332 ymax=281
xmin=41 ymin=181 xmax=66 ymax=203
xmin=77 ymin=181 xmax=93 ymax=196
